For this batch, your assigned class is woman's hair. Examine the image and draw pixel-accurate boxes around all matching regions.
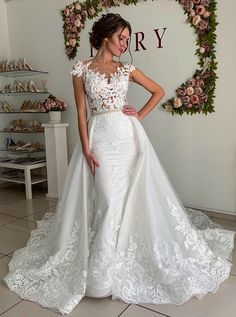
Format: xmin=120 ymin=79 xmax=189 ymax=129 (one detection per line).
xmin=89 ymin=13 xmax=132 ymax=50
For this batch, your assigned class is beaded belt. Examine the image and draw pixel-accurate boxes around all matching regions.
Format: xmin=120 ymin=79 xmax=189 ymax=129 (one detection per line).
xmin=91 ymin=109 xmax=123 ymax=116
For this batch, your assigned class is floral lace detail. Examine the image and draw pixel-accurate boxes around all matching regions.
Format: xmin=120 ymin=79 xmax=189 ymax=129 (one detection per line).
xmin=113 ymin=200 xmax=235 ymax=305
xmin=4 ymin=212 xmax=88 ymax=315
xmin=71 ymin=60 xmax=135 ymax=114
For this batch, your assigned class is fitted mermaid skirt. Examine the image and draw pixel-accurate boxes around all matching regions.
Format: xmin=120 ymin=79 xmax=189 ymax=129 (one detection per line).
xmin=3 ymin=112 xmax=235 ymax=314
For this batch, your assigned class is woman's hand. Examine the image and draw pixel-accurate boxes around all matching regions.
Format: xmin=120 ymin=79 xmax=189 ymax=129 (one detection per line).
xmin=83 ymin=150 xmax=99 ymax=176
xmin=122 ymin=105 xmax=139 ymax=119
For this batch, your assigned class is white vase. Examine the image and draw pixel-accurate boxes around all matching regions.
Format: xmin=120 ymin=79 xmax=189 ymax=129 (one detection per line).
xmin=48 ymin=111 xmax=61 ymax=123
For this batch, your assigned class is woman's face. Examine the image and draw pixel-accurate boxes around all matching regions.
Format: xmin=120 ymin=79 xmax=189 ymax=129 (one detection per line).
xmin=105 ymin=26 xmax=130 ymax=57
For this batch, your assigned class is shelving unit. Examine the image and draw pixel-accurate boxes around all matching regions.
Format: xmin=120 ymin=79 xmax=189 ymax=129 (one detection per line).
xmin=0 ymin=67 xmax=49 ymax=199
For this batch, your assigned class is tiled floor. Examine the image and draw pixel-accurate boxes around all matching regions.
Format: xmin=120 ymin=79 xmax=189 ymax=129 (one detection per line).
xmin=0 ymin=184 xmax=236 ymax=317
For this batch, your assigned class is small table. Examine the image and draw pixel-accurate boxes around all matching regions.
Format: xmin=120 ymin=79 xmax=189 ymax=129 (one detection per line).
xmin=0 ymin=161 xmax=47 ymax=199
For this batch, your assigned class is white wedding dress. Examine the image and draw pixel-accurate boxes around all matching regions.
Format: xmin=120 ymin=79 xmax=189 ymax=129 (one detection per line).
xmin=3 ymin=60 xmax=235 ymax=315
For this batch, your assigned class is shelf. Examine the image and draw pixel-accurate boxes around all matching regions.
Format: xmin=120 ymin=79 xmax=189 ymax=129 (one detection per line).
xmin=0 ymin=111 xmax=47 ymax=114
xmin=0 ymin=70 xmax=48 ymax=77
xmin=0 ymin=161 xmax=46 ymax=168
xmin=0 ymin=92 xmax=49 ymax=96
xmin=0 ymin=174 xmax=47 ymax=185
xmin=0 ymin=148 xmax=45 ymax=153
xmin=0 ymin=130 xmax=44 ymax=133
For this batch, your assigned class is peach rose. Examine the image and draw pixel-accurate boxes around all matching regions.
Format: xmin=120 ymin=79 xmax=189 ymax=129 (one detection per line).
xmin=69 ymin=39 xmax=77 ymax=47
xmin=173 ymin=97 xmax=182 ymax=108
xmin=192 ymin=15 xmax=201 ymax=26
xmin=203 ymin=11 xmax=210 ymax=18
xmin=75 ymin=3 xmax=81 ymax=11
xmin=74 ymin=19 xmax=81 ymax=28
xmin=186 ymin=86 xmax=195 ymax=96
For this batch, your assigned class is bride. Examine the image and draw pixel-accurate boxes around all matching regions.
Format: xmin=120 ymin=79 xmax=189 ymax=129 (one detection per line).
xmin=3 ymin=13 xmax=235 ymax=315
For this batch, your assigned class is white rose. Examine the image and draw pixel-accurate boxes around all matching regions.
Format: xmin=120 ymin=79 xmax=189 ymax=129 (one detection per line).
xmin=199 ymin=47 xmax=205 ymax=54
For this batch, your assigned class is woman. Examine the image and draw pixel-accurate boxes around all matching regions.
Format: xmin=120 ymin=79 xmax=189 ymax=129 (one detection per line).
xmin=4 ymin=13 xmax=235 ymax=315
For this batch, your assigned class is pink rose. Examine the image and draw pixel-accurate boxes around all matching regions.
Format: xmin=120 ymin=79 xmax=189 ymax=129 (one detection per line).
xmin=193 ymin=0 xmax=201 ymax=4
xmin=196 ymin=5 xmax=206 ymax=15
xmin=81 ymin=10 xmax=88 ymax=18
xmin=194 ymin=87 xmax=203 ymax=95
xmin=198 ymin=93 xmax=208 ymax=103
xmin=64 ymin=8 xmax=70 ymax=17
xmin=181 ymin=96 xmax=191 ymax=104
xmin=187 ymin=103 xmax=193 ymax=108
xmin=190 ymin=9 xmax=196 ymax=17
xmin=190 ymin=94 xmax=200 ymax=104
xmin=201 ymin=70 xmax=212 ymax=79
xmin=184 ymin=1 xmax=194 ymax=11
xmin=198 ymin=20 xmax=208 ymax=31
xmin=195 ymin=79 xmax=205 ymax=87
xmin=200 ymin=0 xmax=211 ymax=5
xmin=176 ymin=87 xmax=186 ymax=97
xmin=187 ymin=78 xmax=196 ymax=87
xmin=88 ymin=7 xmax=96 ymax=17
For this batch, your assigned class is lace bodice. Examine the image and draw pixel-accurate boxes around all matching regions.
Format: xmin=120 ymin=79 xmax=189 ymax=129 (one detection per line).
xmin=71 ymin=60 xmax=135 ymax=114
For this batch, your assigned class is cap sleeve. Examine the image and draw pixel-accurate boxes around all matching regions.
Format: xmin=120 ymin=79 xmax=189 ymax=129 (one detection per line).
xmin=129 ymin=64 xmax=136 ymax=73
xmin=71 ymin=60 xmax=83 ymax=77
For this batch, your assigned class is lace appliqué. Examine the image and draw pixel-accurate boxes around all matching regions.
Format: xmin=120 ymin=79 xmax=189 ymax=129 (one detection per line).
xmin=71 ymin=60 xmax=135 ymax=114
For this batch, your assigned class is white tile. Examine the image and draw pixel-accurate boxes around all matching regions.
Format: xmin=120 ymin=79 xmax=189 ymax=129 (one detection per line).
xmin=0 ymin=256 xmax=22 ymax=314
xmin=0 ymin=296 xmax=128 ymax=317
xmin=0 ymin=205 xmax=39 ymax=219
xmin=121 ymin=305 xmax=165 ymax=317
xmin=0 ymin=219 xmax=36 ymax=254
xmin=1 ymin=198 xmax=57 ymax=216
xmin=141 ymin=275 xmax=236 ymax=317
xmin=23 ymin=209 xmax=55 ymax=222
xmin=0 ymin=213 xmax=18 ymax=226
xmin=0 ymin=191 xmax=23 ymax=204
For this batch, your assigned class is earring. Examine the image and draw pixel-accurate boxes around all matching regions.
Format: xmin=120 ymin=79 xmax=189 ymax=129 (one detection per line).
xmin=104 ymin=38 xmax=108 ymax=42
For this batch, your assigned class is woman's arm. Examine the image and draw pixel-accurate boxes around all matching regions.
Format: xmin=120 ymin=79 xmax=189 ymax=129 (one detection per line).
xmin=72 ymin=75 xmax=90 ymax=154
xmin=124 ymin=68 xmax=165 ymax=120
xmin=72 ymin=75 xmax=99 ymax=175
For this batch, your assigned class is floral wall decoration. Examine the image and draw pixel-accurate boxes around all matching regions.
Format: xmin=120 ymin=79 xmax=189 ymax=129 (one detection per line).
xmin=61 ymin=0 xmax=218 ymax=115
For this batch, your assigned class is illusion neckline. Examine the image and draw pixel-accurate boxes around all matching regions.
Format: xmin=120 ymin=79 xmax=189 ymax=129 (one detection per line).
xmin=83 ymin=60 xmax=125 ymax=83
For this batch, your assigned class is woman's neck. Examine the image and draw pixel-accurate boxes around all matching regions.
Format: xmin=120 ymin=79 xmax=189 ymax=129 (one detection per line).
xmin=93 ymin=48 xmax=114 ymax=64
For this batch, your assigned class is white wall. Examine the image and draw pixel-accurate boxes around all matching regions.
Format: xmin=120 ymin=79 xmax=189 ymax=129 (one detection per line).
xmin=0 ymin=0 xmax=10 ymax=59
xmin=2 ymin=0 xmax=236 ymax=214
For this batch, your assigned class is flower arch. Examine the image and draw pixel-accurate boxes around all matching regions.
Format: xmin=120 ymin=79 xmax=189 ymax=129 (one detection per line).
xmin=61 ymin=0 xmax=218 ymax=115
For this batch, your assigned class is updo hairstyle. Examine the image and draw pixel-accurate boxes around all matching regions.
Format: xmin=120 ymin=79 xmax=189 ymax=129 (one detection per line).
xmin=89 ymin=13 xmax=132 ymax=50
